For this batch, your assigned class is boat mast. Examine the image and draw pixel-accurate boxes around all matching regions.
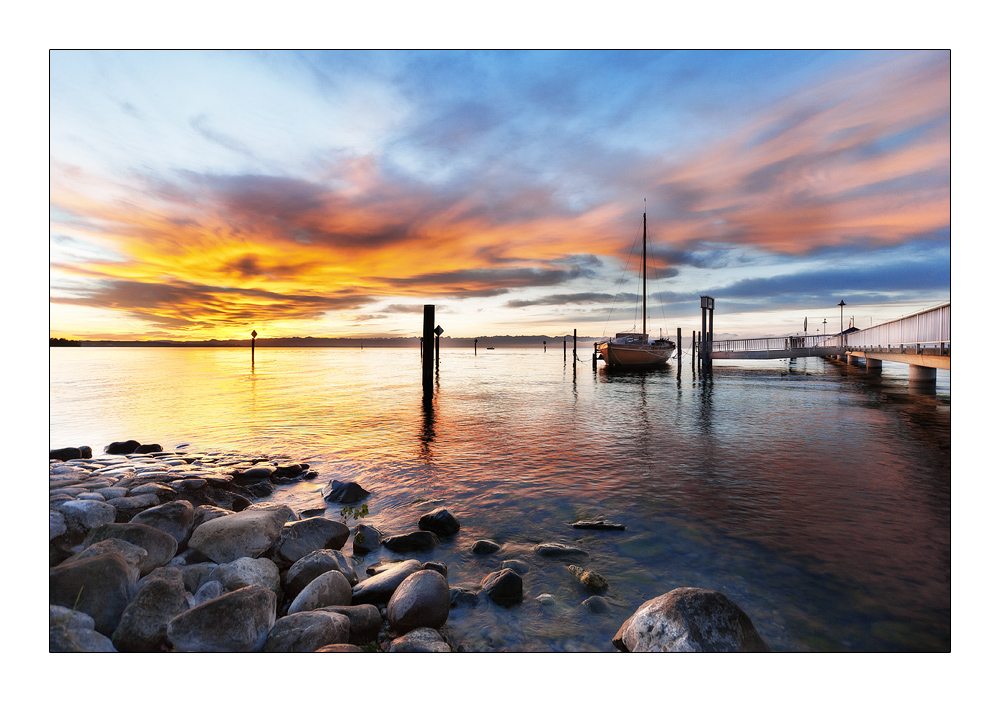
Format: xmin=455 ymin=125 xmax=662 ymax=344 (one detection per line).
xmin=642 ymin=212 xmax=647 ymax=337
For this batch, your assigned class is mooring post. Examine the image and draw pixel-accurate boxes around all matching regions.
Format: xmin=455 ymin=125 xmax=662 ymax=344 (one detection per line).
xmin=422 ymin=305 xmax=434 ymax=393
xmin=474 ymin=338 xmax=478 ymax=355
xmin=592 ymin=342 xmax=598 ymax=370
xmin=573 ymin=329 xmax=577 ymax=361
xmin=543 ymin=340 xmax=546 ymax=353
xmin=692 ymin=330 xmax=696 ymax=370
xmin=563 ymin=337 xmax=567 ymax=361
xmin=676 ymin=327 xmax=682 ymax=359
xmin=707 ymin=306 xmax=714 ymax=373
xmin=251 ymin=329 xmax=257 ymax=365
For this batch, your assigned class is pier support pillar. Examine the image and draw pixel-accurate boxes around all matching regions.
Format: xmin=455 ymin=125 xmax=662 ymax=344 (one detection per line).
xmin=422 ymin=305 xmax=434 ymax=394
xmin=865 ymin=357 xmax=882 ymax=374
xmin=847 ymin=354 xmax=859 ymax=366
xmin=909 ymin=365 xmax=936 ymax=384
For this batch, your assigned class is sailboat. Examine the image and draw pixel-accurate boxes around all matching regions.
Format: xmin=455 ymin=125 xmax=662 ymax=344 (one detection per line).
xmin=597 ymin=212 xmax=676 ymax=369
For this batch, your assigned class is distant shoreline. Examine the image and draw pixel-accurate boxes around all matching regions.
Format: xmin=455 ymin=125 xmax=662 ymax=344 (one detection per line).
xmin=50 ymin=335 xmax=603 ymax=349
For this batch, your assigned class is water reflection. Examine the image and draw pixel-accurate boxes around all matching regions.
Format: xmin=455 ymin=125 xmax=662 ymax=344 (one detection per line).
xmin=420 ymin=391 xmax=436 ymax=462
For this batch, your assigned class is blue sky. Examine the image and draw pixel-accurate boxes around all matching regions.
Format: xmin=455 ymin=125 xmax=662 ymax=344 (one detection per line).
xmin=48 ymin=49 xmax=950 ymax=340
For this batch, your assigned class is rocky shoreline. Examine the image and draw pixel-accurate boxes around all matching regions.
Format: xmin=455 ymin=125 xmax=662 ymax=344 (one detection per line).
xmin=50 ymin=441 xmax=770 ymax=653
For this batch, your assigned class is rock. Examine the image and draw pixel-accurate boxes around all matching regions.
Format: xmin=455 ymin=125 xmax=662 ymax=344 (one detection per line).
xmin=612 ymin=587 xmax=770 ymax=653
xmin=422 ymin=561 xmax=448 ymax=577
xmin=471 ymin=539 xmax=500 ymax=554
xmin=567 ymin=564 xmax=609 ymax=593
xmin=50 ymin=510 xmax=67 ymax=541
xmin=352 ymin=524 xmax=383 ymax=554
xmin=262 ymin=610 xmax=350 ymax=653
xmin=382 ymin=530 xmax=440 ymax=552
xmin=288 ymin=570 xmax=353 ymax=614
xmin=315 ymin=604 xmax=383 ymax=645
xmin=130 ymin=500 xmax=195 ymax=547
xmin=533 ymin=542 xmax=588 ymax=559
xmin=417 ymin=507 xmax=461 ymax=536
xmin=167 ymin=585 xmax=277 ymax=652
xmin=50 ymin=553 xmax=136 ymax=636
xmin=536 ymin=593 xmax=556 ymax=607
xmin=322 ymin=479 xmax=370 ymax=503
xmin=450 ymin=586 xmax=479 ymax=608
xmin=112 ymin=567 xmax=190 ymax=652
xmin=136 ymin=443 xmax=163 ymax=453
xmin=50 ymin=605 xmax=117 ymax=652
xmin=107 ymin=493 xmax=161 ymax=515
xmin=50 ymin=447 xmax=83 ymax=461
xmin=213 ymin=557 xmax=281 ymax=595
xmin=480 ymin=568 xmax=523 ymax=607
xmin=582 ymin=595 xmax=611 ymax=613
xmin=58 ymin=499 xmax=116 ymax=534
xmin=192 ymin=504 xmax=232 ymax=529
xmin=177 ymin=562 xmax=218 ymax=593
xmin=351 ymin=559 xmax=423 ymax=605
xmin=388 ymin=627 xmax=451 ymax=653
xmin=66 ymin=538 xmax=148 ymax=580
xmin=84 ymin=523 xmax=178 ymax=575
xmin=501 ymin=559 xmax=530 ymax=574
xmin=272 ymin=518 xmax=350 ymax=566
xmin=315 ymin=643 xmax=364 ymax=652
xmin=193 ymin=579 xmax=225 ymax=605
xmin=76 ymin=492 xmax=106 ymax=501
xmin=106 ymin=440 xmax=141 ymax=455
xmin=387 ymin=570 xmax=450 ymax=635
xmin=284 ymin=549 xmax=358 ymax=598
xmin=129 ymin=483 xmax=178 ymax=499
xmin=232 ymin=466 xmax=274 ymax=484
xmin=570 ymin=519 xmax=626 ymax=530
xmin=188 ymin=505 xmax=292 ymax=563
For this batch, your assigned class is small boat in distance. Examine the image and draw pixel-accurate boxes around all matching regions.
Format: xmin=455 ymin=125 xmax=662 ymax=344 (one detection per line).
xmin=598 ymin=211 xmax=675 ymax=369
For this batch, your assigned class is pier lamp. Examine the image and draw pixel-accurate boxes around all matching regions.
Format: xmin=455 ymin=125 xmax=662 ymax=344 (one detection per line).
xmin=838 ymin=300 xmax=845 ymax=335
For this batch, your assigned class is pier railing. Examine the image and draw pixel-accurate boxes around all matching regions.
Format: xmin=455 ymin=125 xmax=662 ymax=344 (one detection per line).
xmin=709 ymin=335 xmax=836 ymax=353
xmin=840 ymin=302 xmax=950 ymax=353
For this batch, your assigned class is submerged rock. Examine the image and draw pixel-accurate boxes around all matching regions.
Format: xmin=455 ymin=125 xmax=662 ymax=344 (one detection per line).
xmin=417 ymin=507 xmax=461 ymax=537
xmin=533 ymin=542 xmax=588 ymax=559
xmin=322 ymin=479 xmax=370 ymax=504
xmin=570 ymin=519 xmax=626 ymax=531
xmin=612 ymin=587 xmax=769 ymax=653
xmin=382 ymin=530 xmax=440 ymax=552
xmin=567 ymin=564 xmax=609 ymax=593
xmin=480 ymin=568 xmax=523 ymax=607
xmin=471 ymin=539 xmax=500 ymax=555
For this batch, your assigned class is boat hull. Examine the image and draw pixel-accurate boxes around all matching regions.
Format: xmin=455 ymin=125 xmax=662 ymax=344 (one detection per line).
xmin=599 ymin=341 xmax=674 ymax=368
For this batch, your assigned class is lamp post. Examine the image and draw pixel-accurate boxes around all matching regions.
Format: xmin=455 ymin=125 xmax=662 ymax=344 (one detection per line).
xmin=823 ymin=319 xmax=827 ymax=337
xmin=838 ymin=300 xmax=845 ymax=335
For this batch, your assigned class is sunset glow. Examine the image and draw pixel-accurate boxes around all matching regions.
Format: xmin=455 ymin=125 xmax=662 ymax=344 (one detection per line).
xmin=50 ymin=50 xmax=950 ymax=341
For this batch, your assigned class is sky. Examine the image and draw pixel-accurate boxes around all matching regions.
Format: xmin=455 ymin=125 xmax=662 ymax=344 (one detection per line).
xmin=49 ymin=49 xmax=950 ymax=341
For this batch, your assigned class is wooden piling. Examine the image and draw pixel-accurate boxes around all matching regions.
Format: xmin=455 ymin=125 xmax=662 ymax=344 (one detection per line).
xmin=422 ymin=305 xmax=434 ymax=393
xmin=251 ymin=329 xmax=257 ymax=365
xmin=573 ymin=329 xmax=577 ymax=361
xmin=676 ymin=327 xmax=681 ymax=358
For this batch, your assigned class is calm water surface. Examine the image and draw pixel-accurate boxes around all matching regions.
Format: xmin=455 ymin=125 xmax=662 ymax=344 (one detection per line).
xmin=49 ymin=346 xmax=951 ymax=652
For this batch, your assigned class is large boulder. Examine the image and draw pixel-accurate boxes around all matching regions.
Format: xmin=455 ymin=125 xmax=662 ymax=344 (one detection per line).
xmin=49 ymin=605 xmax=117 ymax=652
xmin=288 ymin=570 xmax=353 ymax=614
xmin=130 ymin=500 xmax=195 ymax=547
xmin=188 ymin=505 xmax=292 ymax=563
xmin=271 ymin=518 xmax=351 ymax=566
xmin=417 ymin=507 xmax=461 ymax=537
xmin=166 ymin=585 xmax=276 ymax=652
xmin=351 ymin=559 xmax=423 ymax=605
xmin=212 ymin=557 xmax=281 ymax=596
xmin=106 ymin=440 xmax=141 ymax=455
xmin=50 ymin=447 xmax=83 ymax=461
xmin=65 ymin=538 xmax=148 ymax=581
xmin=111 ymin=567 xmax=190 ymax=652
xmin=262 ymin=610 xmax=350 ymax=653
xmin=284 ymin=549 xmax=357 ymax=599
xmin=387 ymin=569 xmax=450 ymax=635
xmin=612 ymin=587 xmax=770 ymax=652
xmin=352 ymin=524 xmax=383 ymax=554
xmin=471 ymin=539 xmax=500 ymax=554
xmin=480 ymin=568 xmax=523 ymax=607
xmin=322 ymin=479 xmax=370 ymax=503
xmin=50 ymin=553 xmax=136 ymax=636
xmin=382 ymin=530 xmax=439 ymax=552
xmin=57 ymin=499 xmax=116 ymax=535
xmin=316 ymin=604 xmax=383 ymax=645
xmin=84 ymin=523 xmax=178 ymax=575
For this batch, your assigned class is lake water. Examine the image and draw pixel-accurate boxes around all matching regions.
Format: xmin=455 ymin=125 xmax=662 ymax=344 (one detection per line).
xmin=49 ymin=346 xmax=951 ymax=652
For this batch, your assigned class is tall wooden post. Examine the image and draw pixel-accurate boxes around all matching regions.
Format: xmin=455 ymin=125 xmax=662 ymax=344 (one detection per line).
xmin=251 ymin=329 xmax=257 ymax=365
xmin=692 ymin=330 xmax=696 ymax=370
xmin=422 ymin=305 xmax=434 ymax=393
xmin=700 ymin=296 xmax=715 ymax=374
xmin=573 ymin=329 xmax=577 ymax=361
xmin=676 ymin=327 xmax=682 ymax=359
xmin=474 ymin=339 xmax=478 ymax=355
xmin=563 ymin=337 xmax=567 ymax=361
